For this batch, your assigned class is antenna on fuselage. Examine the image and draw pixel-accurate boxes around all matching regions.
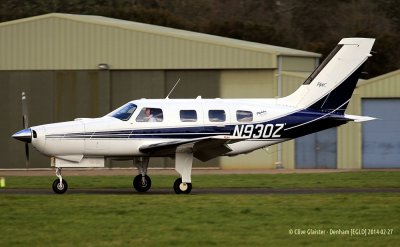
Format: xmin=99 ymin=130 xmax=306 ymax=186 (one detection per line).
xmin=165 ymin=78 xmax=181 ymax=99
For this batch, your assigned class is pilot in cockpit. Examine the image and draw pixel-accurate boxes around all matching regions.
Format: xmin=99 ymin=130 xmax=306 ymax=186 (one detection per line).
xmin=144 ymin=108 xmax=157 ymax=122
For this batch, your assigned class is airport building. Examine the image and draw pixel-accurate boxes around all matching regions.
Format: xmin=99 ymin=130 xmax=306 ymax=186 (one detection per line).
xmin=1 ymin=13 xmax=399 ymax=169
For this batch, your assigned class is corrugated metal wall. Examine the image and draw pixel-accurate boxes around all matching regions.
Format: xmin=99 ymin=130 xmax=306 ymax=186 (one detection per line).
xmin=0 ymin=15 xmax=277 ymax=70
xmin=219 ymin=70 xmax=275 ymax=98
xmin=1 ymin=71 xmax=55 ymax=167
xmin=281 ymin=57 xmax=317 ymax=72
xmin=337 ymin=94 xmax=361 ymax=169
xmin=362 ymin=99 xmax=400 ymax=168
xmin=1 ymin=71 xmax=111 ymax=168
xmin=357 ymin=70 xmax=400 ymax=97
xmin=1 ymin=69 xmax=222 ymax=168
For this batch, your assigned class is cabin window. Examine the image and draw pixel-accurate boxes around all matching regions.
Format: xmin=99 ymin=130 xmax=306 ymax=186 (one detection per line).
xmin=108 ymin=103 xmax=137 ymax=121
xmin=236 ymin=110 xmax=253 ymax=122
xmin=180 ymin=110 xmax=197 ymax=122
xmin=208 ymin=110 xmax=226 ymax=122
xmin=136 ymin=107 xmax=163 ymax=122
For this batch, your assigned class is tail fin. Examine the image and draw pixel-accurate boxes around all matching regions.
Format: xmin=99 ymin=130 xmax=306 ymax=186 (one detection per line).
xmin=279 ymin=38 xmax=375 ymax=114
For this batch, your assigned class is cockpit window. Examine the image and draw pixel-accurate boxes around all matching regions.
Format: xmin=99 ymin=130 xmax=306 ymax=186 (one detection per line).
xmin=136 ymin=108 xmax=164 ymax=122
xmin=236 ymin=110 xmax=253 ymax=122
xmin=108 ymin=103 xmax=137 ymax=121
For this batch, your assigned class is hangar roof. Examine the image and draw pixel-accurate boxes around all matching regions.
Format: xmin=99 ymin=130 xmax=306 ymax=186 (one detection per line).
xmin=0 ymin=13 xmax=320 ymax=70
xmin=59 ymin=14 xmax=319 ymax=57
xmin=356 ymin=69 xmax=400 ymax=97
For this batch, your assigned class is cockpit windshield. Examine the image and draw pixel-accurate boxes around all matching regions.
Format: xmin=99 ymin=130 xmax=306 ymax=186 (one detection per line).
xmin=107 ymin=103 xmax=137 ymax=121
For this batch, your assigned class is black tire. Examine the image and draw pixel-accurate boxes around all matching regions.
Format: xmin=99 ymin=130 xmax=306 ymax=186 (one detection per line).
xmin=173 ymin=178 xmax=192 ymax=194
xmin=52 ymin=179 xmax=68 ymax=194
xmin=133 ymin=175 xmax=151 ymax=192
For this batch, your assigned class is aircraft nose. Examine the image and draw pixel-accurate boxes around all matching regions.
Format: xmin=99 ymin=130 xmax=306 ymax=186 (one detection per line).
xmin=12 ymin=128 xmax=32 ymax=143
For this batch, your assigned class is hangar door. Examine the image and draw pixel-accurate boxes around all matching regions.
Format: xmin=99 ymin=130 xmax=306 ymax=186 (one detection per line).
xmin=295 ymin=128 xmax=337 ymax=168
xmin=362 ymin=99 xmax=400 ymax=168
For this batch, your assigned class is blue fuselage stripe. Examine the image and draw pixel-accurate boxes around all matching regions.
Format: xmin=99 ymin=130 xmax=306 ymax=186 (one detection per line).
xmin=45 ymin=110 xmax=348 ymax=140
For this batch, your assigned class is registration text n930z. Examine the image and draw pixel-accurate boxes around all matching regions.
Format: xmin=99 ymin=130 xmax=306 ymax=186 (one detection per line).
xmin=233 ymin=123 xmax=285 ymax=139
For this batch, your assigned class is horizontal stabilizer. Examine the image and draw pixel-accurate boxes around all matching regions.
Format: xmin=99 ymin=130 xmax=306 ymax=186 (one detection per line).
xmin=344 ymin=114 xmax=377 ymax=122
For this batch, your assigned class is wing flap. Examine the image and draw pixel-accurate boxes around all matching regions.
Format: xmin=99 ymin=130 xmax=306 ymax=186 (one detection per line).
xmin=139 ymin=135 xmax=244 ymax=161
xmin=192 ymin=138 xmax=233 ymax=162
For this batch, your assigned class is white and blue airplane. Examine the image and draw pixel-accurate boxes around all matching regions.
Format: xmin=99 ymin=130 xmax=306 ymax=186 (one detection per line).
xmin=12 ymin=38 xmax=376 ymax=194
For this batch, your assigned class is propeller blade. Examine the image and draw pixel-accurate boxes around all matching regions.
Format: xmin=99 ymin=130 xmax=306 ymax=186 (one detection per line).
xmin=21 ymin=92 xmax=30 ymax=169
xmin=25 ymin=143 xmax=30 ymax=169
xmin=22 ymin=92 xmax=29 ymax=129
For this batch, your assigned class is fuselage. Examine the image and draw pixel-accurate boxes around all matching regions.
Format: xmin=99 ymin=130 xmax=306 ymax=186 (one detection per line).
xmin=27 ymin=97 xmax=349 ymax=161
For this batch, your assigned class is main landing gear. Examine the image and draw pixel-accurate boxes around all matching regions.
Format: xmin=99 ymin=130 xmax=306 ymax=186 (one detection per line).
xmin=173 ymin=178 xmax=192 ymax=194
xmin=173 ymin=151 xmax=193 ymax=194
xmin=134 ymin=149 xmax=194 ymax=194
xmin=52 ymin=167 xmax=68 ymax=194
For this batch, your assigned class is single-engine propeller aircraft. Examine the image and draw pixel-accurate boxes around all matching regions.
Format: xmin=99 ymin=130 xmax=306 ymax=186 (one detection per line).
xmin=13 ymin=38 xmax=376 ymax=194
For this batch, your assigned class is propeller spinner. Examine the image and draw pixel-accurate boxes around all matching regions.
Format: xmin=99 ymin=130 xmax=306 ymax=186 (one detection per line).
xmin=12 ymin=128 xmax=32 ymax=143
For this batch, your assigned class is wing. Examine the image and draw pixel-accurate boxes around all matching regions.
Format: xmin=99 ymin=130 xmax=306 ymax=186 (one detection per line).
xmin=139 ymin=135 xmax=245 ymax=162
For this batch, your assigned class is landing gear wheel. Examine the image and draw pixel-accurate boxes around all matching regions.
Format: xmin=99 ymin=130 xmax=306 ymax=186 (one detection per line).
xmin=133 ymin=175 xmax=151 ymax=192
xmin=52 ymin=179 xmax=68 ymax=194
xmin=173 ymin=178 xmax=192 ymax=194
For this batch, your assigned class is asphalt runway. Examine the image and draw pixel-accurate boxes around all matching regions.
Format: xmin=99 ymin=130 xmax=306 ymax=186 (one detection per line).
xmin=1 ymin=169 xmax=399 ymax=195
xmin=1 ymin=187 xmax=400 ymax=195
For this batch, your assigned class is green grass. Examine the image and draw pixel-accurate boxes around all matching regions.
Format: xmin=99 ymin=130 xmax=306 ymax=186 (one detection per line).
xmin=0 ymin=194 xmax=399 ymax=247
xmin=2 ymin=171 xmax=400 ymax=189
xmin=0 ymin=172 xmax=399 ymax=246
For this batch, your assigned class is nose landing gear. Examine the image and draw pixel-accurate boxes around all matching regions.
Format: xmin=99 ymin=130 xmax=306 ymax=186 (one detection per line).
xmin=133 ymin=157 xmax=152 ymax=192
xmin=52 ymin=167 xmax=68 ymax=194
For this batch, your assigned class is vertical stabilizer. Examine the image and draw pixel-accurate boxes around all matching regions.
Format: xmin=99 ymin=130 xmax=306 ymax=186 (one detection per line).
xmin=279 ymin=38 xmax=375 ymax=114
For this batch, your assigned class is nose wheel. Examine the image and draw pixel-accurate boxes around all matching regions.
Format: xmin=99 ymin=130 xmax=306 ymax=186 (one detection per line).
xmin=52 ymin=178 xmax=68 ymax=194
xmin=173 ymin=178 xmax=192 ymax=194
xmin=133 ymin=157 xmax=152 ymax=193
xmin=52 ymin=167 xmax=68 ymax=194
